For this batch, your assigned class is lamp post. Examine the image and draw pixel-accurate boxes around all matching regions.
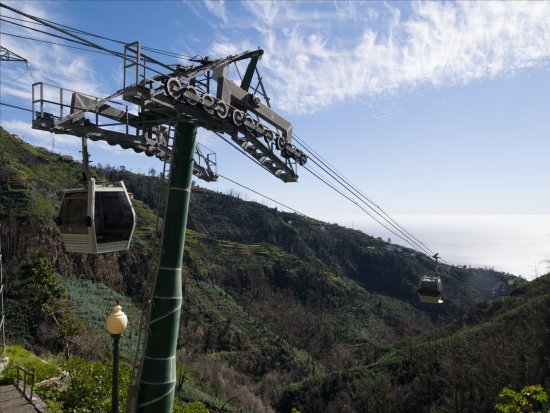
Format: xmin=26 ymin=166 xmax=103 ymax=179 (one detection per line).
xmin=106 ymin=303 xmax=128 ymax=413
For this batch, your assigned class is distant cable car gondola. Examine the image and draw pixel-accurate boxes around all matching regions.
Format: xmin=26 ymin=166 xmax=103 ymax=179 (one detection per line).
xmin=418 ymin=275 xmax=444 ymax=304
xmin=55 ymin=178 xmax=135 ymax=254
xmin=418 ymin=253 xmax=444 ymax=304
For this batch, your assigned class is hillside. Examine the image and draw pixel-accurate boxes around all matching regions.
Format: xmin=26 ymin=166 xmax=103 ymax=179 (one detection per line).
xmin=0 ymin=126 xmax=531 ymax=412
xmin=276 ymin=273 xmax=550 ymax=413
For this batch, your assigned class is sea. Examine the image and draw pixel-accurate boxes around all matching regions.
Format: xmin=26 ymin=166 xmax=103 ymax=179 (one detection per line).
xmin=347 ymin=215 xmax=550 ymax=281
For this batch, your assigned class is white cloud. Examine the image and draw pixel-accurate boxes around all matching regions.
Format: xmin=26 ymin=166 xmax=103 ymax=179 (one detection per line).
xmin=1 ymin=118 xmax=80 ymax=148
xmin=204 ymin=0 xmax=227 ymax=24
xmin=205 ymin=1 xmax=550 ymax=114
xmin=0 ymin=1 xmax=113 ymax=106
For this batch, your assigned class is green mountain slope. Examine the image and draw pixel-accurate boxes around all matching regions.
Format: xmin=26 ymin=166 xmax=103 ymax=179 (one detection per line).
xmin=276 ymin=274 xmax=550 ymax=413
xmin=0 ymin=126 xmax=529 ymax=412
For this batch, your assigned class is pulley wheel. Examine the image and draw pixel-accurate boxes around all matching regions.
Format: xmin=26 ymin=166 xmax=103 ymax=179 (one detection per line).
xmin=264 ymin=130 xmax=274 ymax=143
xmin=164 ymin=77 xmax=182 ymax=98
xmin=215 ymin=101 xmax=229 ymax=119
xmin=185 ymin=86 xmax=199 ymax=105
xmin=201 ymin=93 xmax=216 ymax=115
xmin=255 ymin=123 xmax=266 ymax=136
xmin=232 ymin=109 xmax=244 ymax=126
xmin=244 ymin=115 xmax=255 ymax=132
xmin=275 ymin=136 xmax=286 ymax=150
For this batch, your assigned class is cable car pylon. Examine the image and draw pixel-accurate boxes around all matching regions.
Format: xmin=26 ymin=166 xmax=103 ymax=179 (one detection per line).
xmin=23 ymin=32 xmax=303 ymax=410
xmin=135 ymin=122 xmax=197 ymax=411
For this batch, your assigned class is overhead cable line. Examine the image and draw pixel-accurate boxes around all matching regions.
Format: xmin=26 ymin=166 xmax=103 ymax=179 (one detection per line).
xmin=227 ymin=49 xmax=434 ymax=257
xmin=3 ymin=14 xmax=194 ymax=61
xmin=0 ymin=32 xmax=114 ymax=56
xmin=0 ymin=64 xmax=31 ymax=84
xmin=217 ymin=174 xmax=306 ymax=216
xmin=305 ymin=154 xmax=433 ymax=256
xmin=0 ymin=3 xmax=124 ymax=57
xmin=1 ymin=2 xmax=436 ymax=260
xmin=0 ymin=101 xmax=33 ymax=112
xmin=302 ymin=165 xmax=421 ymax=249
xmin=306 ymin=155 xmax=430 ymax=254
xmin=0 ymin=18 xmax=125 ymax=57
xmin=294 ymin=133 xmax=435 ymax=258
xmin=0 ymin=3 xmax=172 ymax=76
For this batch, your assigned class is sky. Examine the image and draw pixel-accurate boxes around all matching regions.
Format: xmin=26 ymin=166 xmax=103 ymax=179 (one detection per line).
xmin=1 ymin=1 xmax=549 ymax=279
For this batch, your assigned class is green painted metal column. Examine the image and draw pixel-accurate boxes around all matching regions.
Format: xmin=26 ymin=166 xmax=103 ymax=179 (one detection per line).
xmin=136 ymin=122 xmax=197 ymax=412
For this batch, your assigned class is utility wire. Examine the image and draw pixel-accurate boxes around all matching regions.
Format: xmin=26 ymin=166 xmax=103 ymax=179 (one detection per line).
xmin=217 ymin=173 xmax=306 ymax=216
xmin=0 ymin=63 xmax=31 ymax=84
xmin=0 ymin=14 xmax=194 ymax=61
xmin=294 ymin=133 xmax=436 ymax=258
xmin=0 ymin=32 xmax=114 ymax=56
xmin=0 ymin=101 xmax=33 ymax=112
xmin=303 ymin=165 xmax=419 ymax=248
xmin=0 ymin=3 xmax=172 ymax=76
xmin=1 ymin=17 xmax=103 ymax=47
xmin=305 ymin=155 xmax=433 ymax=256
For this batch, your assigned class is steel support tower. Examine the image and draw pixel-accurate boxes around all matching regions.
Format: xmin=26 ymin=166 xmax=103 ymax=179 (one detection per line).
xmin=30 ymin=40 xmax=306 ymax=412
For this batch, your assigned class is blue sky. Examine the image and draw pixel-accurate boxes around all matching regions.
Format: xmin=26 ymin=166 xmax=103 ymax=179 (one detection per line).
xmin=1 ymin=1 xmax=549 ymax=278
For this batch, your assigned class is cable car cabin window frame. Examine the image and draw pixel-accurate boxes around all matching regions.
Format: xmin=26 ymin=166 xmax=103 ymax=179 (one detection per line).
xmin=57 ymin=191 xmax=89 ymax=235
xmin=94 ymin=188 xmax=135 ymax=246
xmin=56 ymin=179 xmax=136 ymax=254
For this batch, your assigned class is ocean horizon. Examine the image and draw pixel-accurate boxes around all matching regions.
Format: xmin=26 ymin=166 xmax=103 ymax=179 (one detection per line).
xmin=332 ymin=214 xmax=550 ymax=281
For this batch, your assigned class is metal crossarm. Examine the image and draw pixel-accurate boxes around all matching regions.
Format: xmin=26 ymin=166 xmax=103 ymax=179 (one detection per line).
xmin=0 ymin=46 xmax=27 ymax=62
xmin=31 ymin=82 xmax=218 ymax=181
xmin=25 ymin=37 xmax=305 ymax=413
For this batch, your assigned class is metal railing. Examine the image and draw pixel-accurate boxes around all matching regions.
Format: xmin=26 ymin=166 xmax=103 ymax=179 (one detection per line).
xmin=16 ymin=365 xmax=35 ymax=403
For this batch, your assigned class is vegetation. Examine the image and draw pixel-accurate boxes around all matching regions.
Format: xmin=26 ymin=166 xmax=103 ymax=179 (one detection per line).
xmin=35 ymin=356 xmax=132 ymax=413
xmin=0 ymin=127 xmax=547 ymax=412
xmin=0 ymin=345 xmax=59 ymax=385
xmin=495 ymin=385 xmax=549 ymax=413
xmin=275 ymin=274 xmax=550 ymax=412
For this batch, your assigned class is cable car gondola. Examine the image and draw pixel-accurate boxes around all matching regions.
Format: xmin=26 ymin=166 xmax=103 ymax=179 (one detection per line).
xmin=418 ymin=253 xmax=444 ymax=304
xmin=418 ymin=275 xmax=444 ymax=304
xmin=55 ymin=178 xmax=135 ymax=254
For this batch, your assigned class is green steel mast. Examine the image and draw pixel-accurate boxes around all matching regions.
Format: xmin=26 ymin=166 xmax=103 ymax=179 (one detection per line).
xmin=136 ymin=123 xmax=197 ymax=412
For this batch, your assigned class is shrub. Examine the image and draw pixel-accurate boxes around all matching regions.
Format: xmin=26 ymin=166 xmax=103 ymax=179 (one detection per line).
xmin=36 ymin=356 xmax=132 ymax=413
xmin=0 ymin=345 xmax=59 ymax=385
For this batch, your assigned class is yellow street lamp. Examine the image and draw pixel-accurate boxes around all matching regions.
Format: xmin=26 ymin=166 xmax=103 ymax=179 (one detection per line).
xmin=106 ymin=303 xmax=128 ymax=413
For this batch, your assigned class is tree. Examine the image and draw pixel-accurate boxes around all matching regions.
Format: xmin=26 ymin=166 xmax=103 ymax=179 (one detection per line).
xmin=495 ymin=385 xmax=549 ymax=413
xmin=22 ymin=253 xmax=65 ymax=315
xmin=21 ymin=254 xmax=82 ymax=359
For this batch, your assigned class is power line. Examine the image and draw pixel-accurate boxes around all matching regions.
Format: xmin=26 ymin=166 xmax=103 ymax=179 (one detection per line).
xmin=303 ymin=165 xmax=420 ymax=249
xmin=0 ymin=3 xmax=172 ymax=76
xmin=0 ymin=14 xmax=194 ymax=61
xmin=0 ymin=101 xmax=33 ymax=112
xmin=0 ymin=3 xmax=124 ymax=58
xmin=0 ymin=64 xmax=31 ymax=84
xmin=217 ymin=173 xmax=306 ymax=216
xmin=0 ymin=32 xmax=114 ymax=56
xmin=294 ymin=133 xmax=436 ymax=258
xmin=305 ymin=154 xmax=433 ymax=256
